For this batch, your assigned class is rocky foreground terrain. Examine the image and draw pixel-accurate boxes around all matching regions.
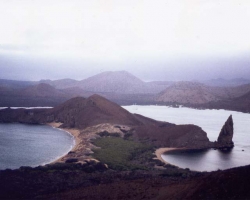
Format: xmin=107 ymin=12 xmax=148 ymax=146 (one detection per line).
xmin=1 ymin=163 xmax=250 ymax=200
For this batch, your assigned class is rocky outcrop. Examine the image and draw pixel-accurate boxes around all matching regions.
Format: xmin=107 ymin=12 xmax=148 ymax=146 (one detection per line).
xmin=217 ymin=115 xmax=234 ymax=148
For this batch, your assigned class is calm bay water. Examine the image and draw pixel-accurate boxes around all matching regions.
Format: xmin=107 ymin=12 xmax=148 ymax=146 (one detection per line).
xmin=0 ymin=123 xmax=74 ymax=170
xmin=123 ymin=105 xmax=250 ymax=171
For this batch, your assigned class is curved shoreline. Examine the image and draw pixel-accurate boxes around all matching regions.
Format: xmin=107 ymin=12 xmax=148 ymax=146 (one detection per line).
xmin=47 ymin=122 xmax=81 ymax=164
xmin=155 ymin=148 xmax=184 ymax=165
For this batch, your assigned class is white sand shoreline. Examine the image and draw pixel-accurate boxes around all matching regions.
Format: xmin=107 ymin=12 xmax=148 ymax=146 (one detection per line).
xmin=155 ymin=147 xmax=184 ymax=165
xmin=47 ymin=122 xmax=81 ymax=164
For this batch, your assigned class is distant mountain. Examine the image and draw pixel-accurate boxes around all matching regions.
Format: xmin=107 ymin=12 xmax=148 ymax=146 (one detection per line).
xmin=76 ymin=71 xmax=169 ymax=94
xmin=211 ymin=83 xmax=250 ymax=99
xmin=1 ymin=71 xmax=250 ymax=107
xmin=40 ymin=71 xmax=168 ymax=94
xmin=0 ymin=85 xmax=14 ymax=93
xmin=147 ymin=81 xmax=174 ymax=87
xmin=78 ymin=71 xmax=145 ymax=93
xmin=202 ymin=78 xmax=250 ymax=87
xmin=0 ymin=79 xmax=35 ymax=89
xmin=0 ymin=83 xmax=75 ymax=107
xmin=40 ymin=79 xmax=78 ymax=89
xmin=203 ymin=91 xmax=250 ymax=113
xmin=22 ymin=83 xmax=68 ymax=98
xmin=156 ymin=82 xmax=220 ymax=104
xmin=156 ymin=82 xmax=250 ymax=105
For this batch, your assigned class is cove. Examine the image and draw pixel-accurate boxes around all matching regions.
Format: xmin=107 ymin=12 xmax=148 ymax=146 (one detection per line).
xmin=123 ymin=105 xmax=250 ymax=171
xmin=0 ymin=123 xmax=74 ymax=170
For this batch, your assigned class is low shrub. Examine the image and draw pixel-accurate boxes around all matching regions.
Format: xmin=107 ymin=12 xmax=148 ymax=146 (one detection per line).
xmin=92 ymin=137 xmax=153 ymax=171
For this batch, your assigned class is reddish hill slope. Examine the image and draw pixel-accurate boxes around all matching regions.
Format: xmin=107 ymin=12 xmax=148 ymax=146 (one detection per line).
xmin=48 ymin=95 xmax=143 ymax=128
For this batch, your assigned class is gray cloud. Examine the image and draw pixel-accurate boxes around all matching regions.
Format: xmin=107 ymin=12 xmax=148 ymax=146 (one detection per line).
xmin=0 ymin=53 xmax=249 ymax=81
xmin=0 ymin=0 xmax=249 ymax=81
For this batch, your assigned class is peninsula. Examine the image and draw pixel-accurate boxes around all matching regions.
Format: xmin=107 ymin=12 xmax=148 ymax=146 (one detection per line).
xmin=0 ymin=95 xmax=240 ymax=200
xmin=0 ymin=94 xmax=233 ymax=164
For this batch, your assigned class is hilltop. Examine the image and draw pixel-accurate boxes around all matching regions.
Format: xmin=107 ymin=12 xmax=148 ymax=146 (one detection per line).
xmin=40 ymin=71 xmax=168 ymax=94
xmin=156 ymin=81 xmax=250 ymax=106
xmin=156 ymin=82 xmax=219 ymax=104
xmin=47 ymin=95 xmax=143 ymax=129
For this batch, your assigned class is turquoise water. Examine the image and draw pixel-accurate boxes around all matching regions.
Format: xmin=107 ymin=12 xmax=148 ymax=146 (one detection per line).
xmin=0 ymin=123 xmax=74 ymax=170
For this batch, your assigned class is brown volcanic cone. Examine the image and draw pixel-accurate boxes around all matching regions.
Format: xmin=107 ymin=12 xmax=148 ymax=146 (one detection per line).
xmin=48 ymin=94 xmax=142 ymax=128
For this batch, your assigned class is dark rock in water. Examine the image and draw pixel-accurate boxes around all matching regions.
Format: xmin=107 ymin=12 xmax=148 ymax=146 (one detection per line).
xmin=217 ymin=115 xmax=234 ymax=148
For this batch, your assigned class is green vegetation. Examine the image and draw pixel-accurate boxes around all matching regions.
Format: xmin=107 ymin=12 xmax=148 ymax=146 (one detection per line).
xmin=92 ymin=137 xmax=154 ymax=171
xmin=96 ymin=131 xmax=120 ymax=137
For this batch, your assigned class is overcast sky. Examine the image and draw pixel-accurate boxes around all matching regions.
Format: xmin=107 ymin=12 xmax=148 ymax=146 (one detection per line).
xmin=0 ymin=0 xmax=250 ymax=81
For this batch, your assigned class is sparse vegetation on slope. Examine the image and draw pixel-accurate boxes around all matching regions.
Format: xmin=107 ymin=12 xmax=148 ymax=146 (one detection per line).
xmin=92 ymin=137 xmax=154 ymax=171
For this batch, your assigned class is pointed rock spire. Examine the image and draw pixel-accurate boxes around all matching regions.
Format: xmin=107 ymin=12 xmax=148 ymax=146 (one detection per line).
xmin=217 ymin=115 xmax=234 ymax=148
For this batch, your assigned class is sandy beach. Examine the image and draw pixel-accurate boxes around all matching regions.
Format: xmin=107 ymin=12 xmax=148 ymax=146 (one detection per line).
xmin=155 ymin=147 xmax=183 ymax=165
xmin=47 ymin=122 xmax=81 ymax=163
xmin=47 ymin=122 xmax=186 ymax=167
xmin=46 ymin=122 xmax=123 ymax=164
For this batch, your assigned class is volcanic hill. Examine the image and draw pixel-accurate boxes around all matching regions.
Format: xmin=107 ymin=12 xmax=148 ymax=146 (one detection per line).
xmin=46 ymin=95 xmax=143 ymax=129
xmin=40 ymin=71 xmax=168 ymax=94
xmin=156 ymin=81 xmax=250 ymax=106
xmin=156 ymin=82 xmax=219 ymax=104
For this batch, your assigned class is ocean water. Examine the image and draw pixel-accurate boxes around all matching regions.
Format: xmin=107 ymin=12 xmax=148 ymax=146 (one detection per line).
xmin=0 ymin=107 xmax=53 ymax=110
xmin=123 ymin=105 xmax=250 ymax=171
xmin=0 ymin=123 xmax=74 ymax=170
